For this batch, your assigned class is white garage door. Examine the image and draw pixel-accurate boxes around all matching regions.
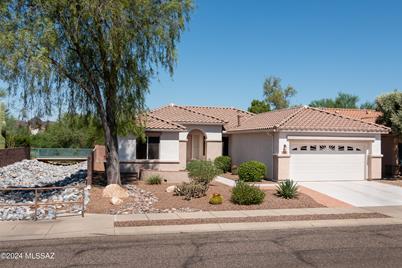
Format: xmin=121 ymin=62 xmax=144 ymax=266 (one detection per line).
xmin=289 ymin=142 xmax=367 ymax=181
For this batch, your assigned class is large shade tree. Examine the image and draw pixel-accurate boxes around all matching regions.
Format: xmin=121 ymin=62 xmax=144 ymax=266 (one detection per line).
xmin=376 ymin=91 xmax=402 ymax=136
xmin=0 ymin=0 xmax=193 ymax=184
xmin=309 ymin=92 xmax=359 ymax=108
xmin=247 ymin=99 xmax=270 ymax=114
xmin=263 ymin=76 xmax=297 ymax=110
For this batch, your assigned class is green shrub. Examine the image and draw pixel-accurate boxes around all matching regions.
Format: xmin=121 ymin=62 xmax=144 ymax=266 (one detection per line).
xmin=146 ymin=175 xmax=162 ymax=185
xmin=174 ymin=182 xmax=208 ymax=200
xmin=238 ymin=161 xmax=266 ymax=182
xmin=209 ymin=193 xmax=223 ymax=205
xmin=230 ymin=181 xmax=265 ymax=205
xmin=186 ymin=160 xmax=220 ymax=185
xmin=214 ymin=156 xmax=231 ymax=173
xmin=276 ymin=179 xmax=299 ymax=199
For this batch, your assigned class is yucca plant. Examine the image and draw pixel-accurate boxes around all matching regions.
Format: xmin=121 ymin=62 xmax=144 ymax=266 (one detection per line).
xmin=276 ymin=179 xmax=299 ymax=199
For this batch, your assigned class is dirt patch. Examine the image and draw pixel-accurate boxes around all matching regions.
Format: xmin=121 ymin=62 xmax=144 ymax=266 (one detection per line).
xmin=138 ymin=181 xmax=324 ymax=211
xmin=377 ymin=179 xmax=402 ymax=188
xmin=86 ymin=185 xmax=134 ymax=214
xmin=115 ymin=212 xmax=388 ymax=227
xmin=87 ymin=180 xmax=325 ymax=214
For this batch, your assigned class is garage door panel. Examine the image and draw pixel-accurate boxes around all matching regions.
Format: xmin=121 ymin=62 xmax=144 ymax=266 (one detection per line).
xmin=289 ymin=142 xmax=367 ymax=182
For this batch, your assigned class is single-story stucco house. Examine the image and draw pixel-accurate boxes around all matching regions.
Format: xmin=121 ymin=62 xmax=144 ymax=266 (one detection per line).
xmin=116 ymin=104 xmax=390 ymax=182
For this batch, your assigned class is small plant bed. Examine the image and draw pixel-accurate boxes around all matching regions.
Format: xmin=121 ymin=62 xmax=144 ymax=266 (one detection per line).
xmin=138 ymin=181 xmax=325 ymax=211
xmin=115 ymin=212 xmax=388 ymax=227
xmin=220 ymin=172 xmax=276 ymax=184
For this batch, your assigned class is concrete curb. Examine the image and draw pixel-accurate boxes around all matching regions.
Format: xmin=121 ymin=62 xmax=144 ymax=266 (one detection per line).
xmin=2 ymin=206 xmax=402 ymax=242
xmin=114 ymin=207 xmax=372 ymax=222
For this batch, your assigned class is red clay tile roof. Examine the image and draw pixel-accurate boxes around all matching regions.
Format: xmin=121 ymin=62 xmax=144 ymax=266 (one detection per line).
xmin=226 ymin=107 xmax=301 ymax=131
xmin=321 ymin=108 xmax=382 ymax=124
xmin=183 ymin=105 xmax=254 ymax=130
xmin=144 ymin=114 xmax=186 ymax=131
xmin=227 ymin=106 xmax=389 ymax=133
xmin=150 ymin=104 xmax=225 ymax=125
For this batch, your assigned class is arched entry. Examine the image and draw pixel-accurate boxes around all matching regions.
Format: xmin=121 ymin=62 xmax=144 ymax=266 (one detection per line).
xmin=187 ymin=129 xmax=206 ymax=162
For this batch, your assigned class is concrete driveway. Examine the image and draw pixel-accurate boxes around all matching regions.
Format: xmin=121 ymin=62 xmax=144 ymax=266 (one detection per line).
xmin=299 ymin=181 xmax=402 ymax=207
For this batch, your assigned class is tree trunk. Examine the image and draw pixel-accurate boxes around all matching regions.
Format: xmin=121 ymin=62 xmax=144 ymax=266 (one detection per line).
xmin=103 ymin=113 xmax=121 ymax=185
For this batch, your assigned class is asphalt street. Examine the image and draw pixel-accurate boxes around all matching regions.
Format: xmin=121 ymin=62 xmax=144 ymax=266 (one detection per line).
xmin=1 ymin=224 xmax=402 ymax=267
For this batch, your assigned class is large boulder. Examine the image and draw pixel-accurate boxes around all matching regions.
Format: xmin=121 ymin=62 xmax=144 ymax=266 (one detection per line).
xmin=166 ymin=185 xmax=177 ymax=193
xmin=102 ymin=184 xmax=129 ymax=199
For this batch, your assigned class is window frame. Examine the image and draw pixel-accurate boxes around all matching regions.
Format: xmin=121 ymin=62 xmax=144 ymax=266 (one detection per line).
xmin=136 ymin=135 xmax=160 ymax=160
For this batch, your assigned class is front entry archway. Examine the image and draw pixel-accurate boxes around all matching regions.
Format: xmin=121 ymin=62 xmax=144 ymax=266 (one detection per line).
xmin=187 ymin=129 xmax=206 ymax=162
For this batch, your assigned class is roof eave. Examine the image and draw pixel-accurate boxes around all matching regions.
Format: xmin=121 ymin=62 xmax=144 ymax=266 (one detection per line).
xmin=226 ymin=128 xmax=274 ymax=134
xmin=178 ymin=122 xmax=225 ymax=126
xmin=278 ymin=128 xmax=390 ymax=134
xmin=145 ymin=128 xmax=185 ymax=132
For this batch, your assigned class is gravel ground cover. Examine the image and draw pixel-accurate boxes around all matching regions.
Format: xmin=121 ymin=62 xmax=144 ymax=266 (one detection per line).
xmin=87 ymin=181 xmax=324 ymax=215
xmin=0 ymin=160 xmax=89 ymax=220
xmin=86 ymin=184 xmax=198 ymax=214
xmin=115 ymin=212 xmax=388 ymax=227
xmin=139 ymin=181 xmax=324 ymax=211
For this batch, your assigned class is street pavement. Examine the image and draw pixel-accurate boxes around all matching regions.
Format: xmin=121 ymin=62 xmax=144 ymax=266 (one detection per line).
xmin=1 ymin=224 xmax=402 ymax=267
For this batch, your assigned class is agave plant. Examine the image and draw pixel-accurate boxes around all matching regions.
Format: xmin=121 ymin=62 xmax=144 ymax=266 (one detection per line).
xmin=276 ymin=179 xmax=299 ymax=199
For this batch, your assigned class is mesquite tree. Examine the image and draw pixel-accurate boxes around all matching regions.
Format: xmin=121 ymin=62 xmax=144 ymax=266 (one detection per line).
xmin=0 ymin=0 xmax=193 ymax=184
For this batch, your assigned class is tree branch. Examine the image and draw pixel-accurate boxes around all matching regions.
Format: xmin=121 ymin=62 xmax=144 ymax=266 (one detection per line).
xmin=46 ymin=55 xmax=104 ymax=114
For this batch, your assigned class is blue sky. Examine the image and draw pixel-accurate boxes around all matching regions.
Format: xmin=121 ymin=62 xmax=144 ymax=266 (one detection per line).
xmin=147 ymin=0 xmax=402 ymax=110
xmin=2 ymin=0 xmax=402 ymax=118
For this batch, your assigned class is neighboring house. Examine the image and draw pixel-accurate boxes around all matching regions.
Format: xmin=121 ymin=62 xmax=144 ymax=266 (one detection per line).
xmin=322 ymin=108 xmax=401 ymax=177
xmin=118 ymin=104 xmax=390 ymax=181
xmin=17 ymin=117 xmax=52 ymax=135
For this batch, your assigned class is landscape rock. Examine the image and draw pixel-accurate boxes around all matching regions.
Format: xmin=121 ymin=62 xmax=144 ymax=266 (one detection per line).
xmin=0 ymin=160 xmax=89 ymax=221
xmin=0 ymin=159 xmax=86 ymax=188
xmin=108 ymin=184 xmax=200 ymax=215
xmin=102 ymin=184 xmax=129 ymax=199
xmin=165 ymin=185 xmax=177 ymax=193
xmin=110 ymin=197 xmax=123 ymax=205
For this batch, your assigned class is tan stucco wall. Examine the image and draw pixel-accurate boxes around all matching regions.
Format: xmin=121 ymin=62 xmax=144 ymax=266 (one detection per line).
xmin=230 ymin=132 xmax=273 ymax=178
xmin=141 ymin=170 xmax=190 ymax=183
xmin=179 ymin=141 xmax=187 ymax=169
xmin=93 ymin=145 xmax=105 ymax=172
xmin=369 ymin=155 xmax=382 ymax=179
xmin=273 ymin=155 xmax=290 ymax=181
xmin=206 ymin=141 xmax=222 ymax=161
xmin=120 ymin=161 xmax=182 ymax=173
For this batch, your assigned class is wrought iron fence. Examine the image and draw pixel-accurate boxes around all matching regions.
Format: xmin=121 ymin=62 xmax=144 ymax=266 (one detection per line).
xmin=0 ymin=186 xmax=86 ymax=220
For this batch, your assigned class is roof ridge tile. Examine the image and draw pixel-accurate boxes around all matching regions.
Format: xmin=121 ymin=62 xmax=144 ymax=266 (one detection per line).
xmin=275 ymin=106 xmax=305 ymax=129
xmin=184 ymin=105 xmax=255 ymax=116
xmin=308 ymin=106 xmax=390 ymax=130
xmin=146 ymin=113 xmax=186 ymax=130
xmin=174 ymin=105 xmax=227 ymax=123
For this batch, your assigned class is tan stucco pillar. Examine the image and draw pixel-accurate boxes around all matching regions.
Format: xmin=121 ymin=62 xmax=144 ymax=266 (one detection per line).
xmin=368 ymin=155 xmax=382 ymax=179
xmin=273 ymin=155 xmax=290 ymax=181
xmin=206 ymin=141 xmax=222 ymax=161
xmin=179 ymin=141 xmax=187 ymax=170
